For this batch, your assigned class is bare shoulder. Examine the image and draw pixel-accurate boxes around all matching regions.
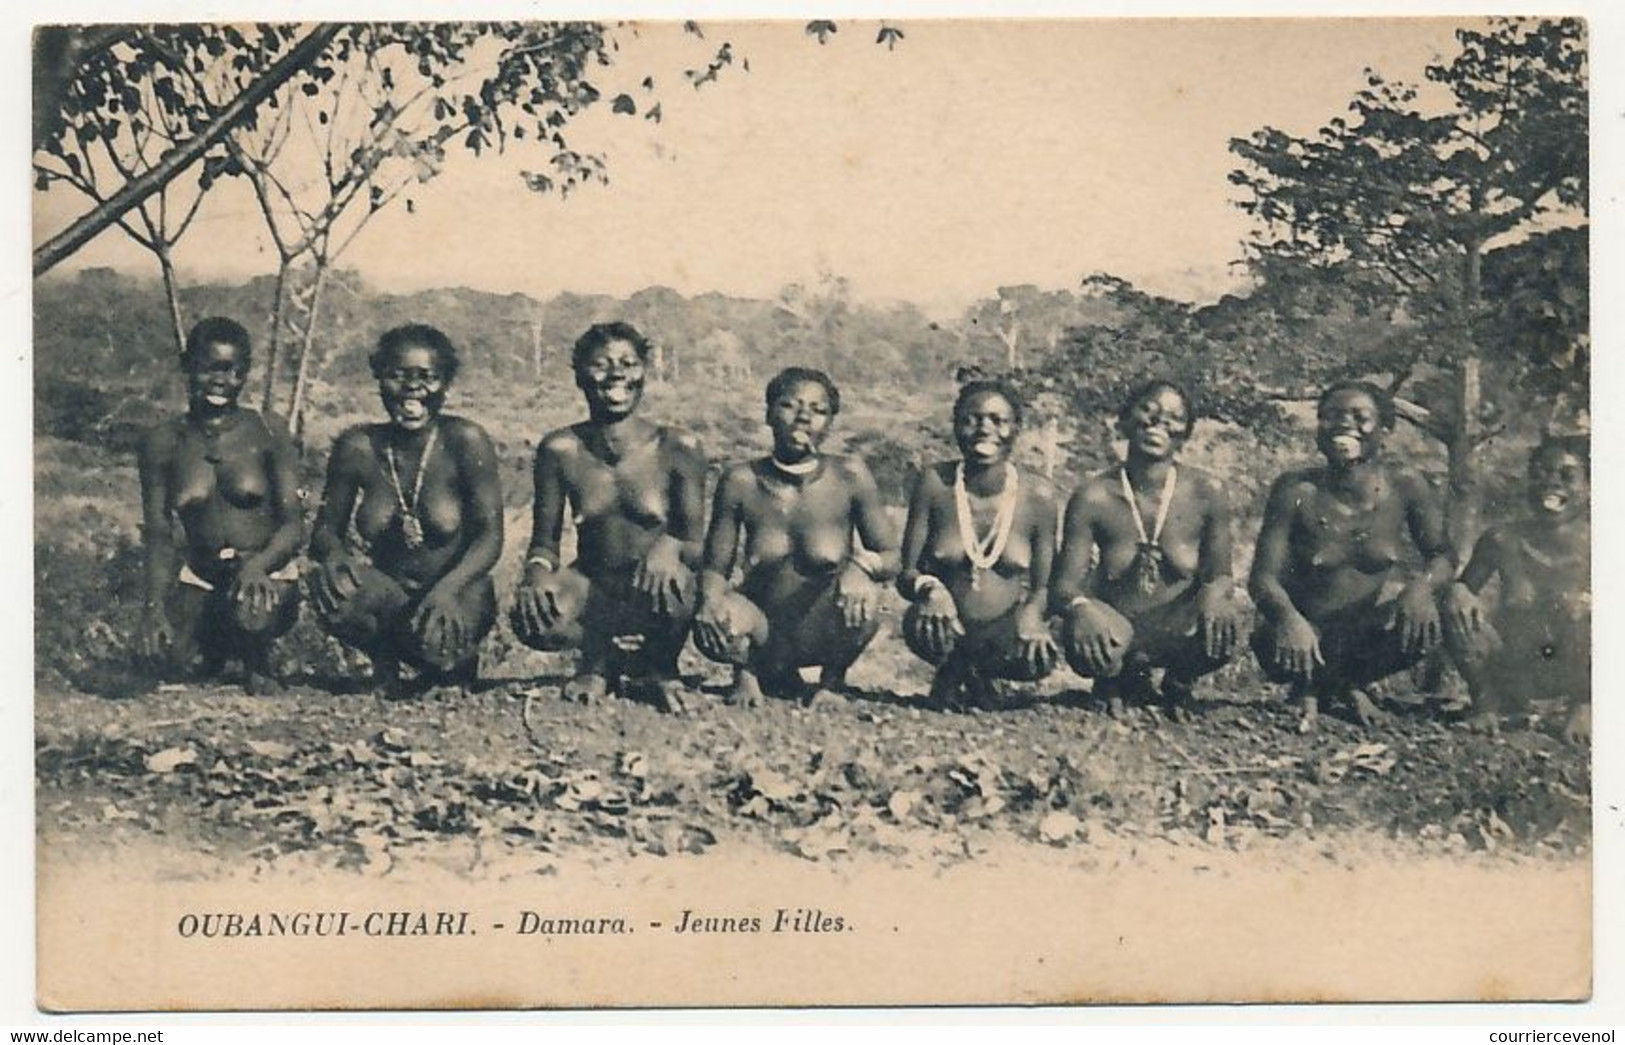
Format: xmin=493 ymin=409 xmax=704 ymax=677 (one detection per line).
xmin=1020 ymin=469 xmax=1058 ymax=512
xmin=438 ymin=415 xmax=497 ymax=459
xmin=922 ymin=460 xmax=957 ymax=492
xmin=1266 ymin=466 xmax=1322 ymax=508
xmin=1069 ymin=468 xmax=1119 ymax=509
xmin=1384 ymin=461 xmax=1439 ymax=500
xmin=538 ymin=424 xmax=584 ymax=460
xmin=329 ymin=423 xmax=375 ymax=463
xmin=717 ymin=460 xmax=757 ymax=497
xmin=658 ymin=425 xmax=703 ymax=455
xmin=250 ymin=408 xmax=296 ymax=446
xmin=1177 ymin=463 xmax=1227 ymax=499
xmin=829 ymin=453 xmax=877 ymax=486
xmin=658 ymin=425 xmax=706 ymax=468
xmin=141 ymin=415 xmax=183 ymax=457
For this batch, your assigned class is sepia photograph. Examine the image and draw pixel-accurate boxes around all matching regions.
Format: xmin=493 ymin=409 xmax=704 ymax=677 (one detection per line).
xmin=27 ymin=13 xmax=1595 ymax=1011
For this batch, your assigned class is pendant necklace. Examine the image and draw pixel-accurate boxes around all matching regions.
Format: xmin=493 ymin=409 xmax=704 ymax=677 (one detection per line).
xmin=1121 ymin=464 xmax=1178 ymax=595
xmin=954 ymin=461 xmax=1018 ymax=590
xmin=386 ymin=425 xmax=438 ymax=550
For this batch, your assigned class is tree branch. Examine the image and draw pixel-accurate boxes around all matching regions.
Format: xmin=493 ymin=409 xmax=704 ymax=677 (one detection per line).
xmin=34 ymin=23 xmax=341 ymax=277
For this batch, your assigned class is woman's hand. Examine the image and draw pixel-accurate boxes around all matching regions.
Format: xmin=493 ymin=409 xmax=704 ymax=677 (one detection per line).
xmin=692 ymin=597 xmax=736 ymax=663
xmin=913 ymin=581 xmax=963 ymax=662
xmin=632 ymin=535 xmax=688 ymax=617
xmin=1015 ymin=600 xmax=1058 ymax=677
xmin=1196 ymin=583 xmax=1242 ymax=661
xmin=835 ymin=561 xmax=882 ymax=630
xmin=138 ymin=606 xmax=176 ymax=662
xmin=1274 ymin=610 xmax=1324 ymax=679
xmin=1391 ymin=578 xmax=1444 ymax=653
xmin=1443 ymin=581 xmax=1486 ymax=640
xmin=1063 ymin=599 xmax=1130 ymax=675
xmin=309 ymin=550 xmax=365 ymax=617
xmin=413 ymin=584 xmax=467 ymax=663
xmin=231 ymin=562 xmax=280 ymax=624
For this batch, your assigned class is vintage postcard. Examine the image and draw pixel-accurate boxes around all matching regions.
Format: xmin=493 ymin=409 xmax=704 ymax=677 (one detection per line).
xmin=30 ymin=16 xmax=1592 ymax=1010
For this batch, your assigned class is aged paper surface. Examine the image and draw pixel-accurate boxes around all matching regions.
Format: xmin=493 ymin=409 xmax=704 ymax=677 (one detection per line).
xmin=30 ymin=16 xmax=1595 ymax=1011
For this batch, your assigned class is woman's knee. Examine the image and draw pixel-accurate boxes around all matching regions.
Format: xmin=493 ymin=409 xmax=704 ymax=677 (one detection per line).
xmin=511 ymin=568 xmax=590 ymax=651
xmin=695 ymin=591 xmax=769 ymax=667
xmin=901 ymin=601 xmax=957 ymax=666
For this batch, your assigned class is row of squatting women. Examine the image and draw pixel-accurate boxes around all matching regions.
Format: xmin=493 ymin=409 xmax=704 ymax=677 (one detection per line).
xmin=137 ymin=318 xmax=1589 ymax=742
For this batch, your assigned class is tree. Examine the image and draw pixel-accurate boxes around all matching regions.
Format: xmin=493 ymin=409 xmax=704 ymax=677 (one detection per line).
xmin=1227 ymin=16 xmax=1587 ymax=554
xmin=32 ymin=25 xmax=341 ymax=277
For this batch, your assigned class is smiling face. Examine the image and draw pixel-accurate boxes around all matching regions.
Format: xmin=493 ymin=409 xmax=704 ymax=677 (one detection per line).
xmin=766 ymin=378 xmax=834 ymax=463
xmin=1316 ymin=387 xmax=1385 ymax=467
xmin=1528 ymin=445 xmax=1589 ymax=521
xmin=376 ymin=343 xmax=448 ymax=432
xmin=576 ymin=337 xmax=646 ymax=421
xmin=186 ymin=341 xmax=249 ymax=415
xmin=954 ymin=389 xmax=1018 ymax=467
xmin=1119 ymin=385 xmax=1191 ymax=461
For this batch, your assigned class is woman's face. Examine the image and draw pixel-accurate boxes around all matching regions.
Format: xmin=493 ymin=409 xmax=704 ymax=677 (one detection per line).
xmin=377 ymin=344 xmax=448 ymax=432
xmin=186 ymin=341 xmax=249 ymax=413
xmin=1316 ymin=388 xmax=1384 ymax=466
xmin=955 ymin=390 xmax=1018 ymax=467
xmin=1120 ymin=385 xmax=1190 ymax=460
xmin=1529 ymin=447 xmax=1588 ymax=521
xmin=576 ymin=338 xmax=646 ymax=420
xmin=766 ymin=379 xmax=834 ymax=462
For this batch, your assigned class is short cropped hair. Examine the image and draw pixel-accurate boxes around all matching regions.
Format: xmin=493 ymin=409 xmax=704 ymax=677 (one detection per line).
xmin=765 ymin=366 xmax=841 ymax=417
xmin=370 ymin=324 xmax=460 ymax=383
xmin=572 ymin=321 xmax=652 ymax=372
xmin=1317 ymin=379 xmax=1395 ymax=429
xmin=1531 ymin=434 xmax=1590 ymax=477
xmin=182 ymin=317 xmax=251 ymax=371
xmin=1118 ymin=379 xmax=1197 ymax=438
xmin=953 ymin=378 xmax=1024 ymax=429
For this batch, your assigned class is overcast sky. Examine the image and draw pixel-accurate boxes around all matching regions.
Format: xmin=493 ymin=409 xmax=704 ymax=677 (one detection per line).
xmin=33 ymin=18 xmax=1473 ymax=316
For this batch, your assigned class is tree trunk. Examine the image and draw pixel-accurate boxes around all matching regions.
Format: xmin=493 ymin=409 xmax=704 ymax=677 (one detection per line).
xmin=156 ymin=248 xmax=186 ymax=359
xmin=1446 ymin=239 xmax=1484 ymax=563
xmin=287 ymin=264 xmax=330 ymax=451
xmin=260 ymin=261 xmax=290 ymax=414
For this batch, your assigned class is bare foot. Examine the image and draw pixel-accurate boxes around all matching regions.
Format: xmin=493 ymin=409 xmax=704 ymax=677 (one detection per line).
xmin=1562 ymin=704 xmax=1590 ymax=746
xmin=1160 ymin=678 xmax=1193 ymax=724
xmin=726 ymin=670 xmax=765 ymax=709
xmin=627 ymin=676 xmax=691 ymax=714
xmin=1348 ymin=689 xmax=1389 ymax=728
xmin=805 ymin=687 xmax=847 ymax=712
xmin=1296 ymin=695 xmax=1320 ymax=734
xmin=1462 ymin=710 xmax=1500 ymax=735
xmin=562 ymin=673 xmax=609 ymax=705
xmin=1105 ymin=694 xmax=1127 ymax=720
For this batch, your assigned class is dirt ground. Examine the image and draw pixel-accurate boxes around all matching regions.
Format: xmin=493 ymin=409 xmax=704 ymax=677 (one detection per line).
xmin=34 ymin=612 xmax=1592 ymax=876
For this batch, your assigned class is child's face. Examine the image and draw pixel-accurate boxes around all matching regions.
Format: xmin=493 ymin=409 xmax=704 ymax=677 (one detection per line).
xmin=1529 ymin=447 xmax=1588 ymax=521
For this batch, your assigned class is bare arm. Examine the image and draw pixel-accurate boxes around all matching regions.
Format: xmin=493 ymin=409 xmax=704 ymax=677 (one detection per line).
xmin=524 ymin=434 xmax=570 ymax=580
xmin=1249 ymin=473 xmax=1305 ymax=625
xmin=431 ymin=421 xmax=504 ymax=595
xmin=846 ymin=457 xmax=900 ymax=582
xmin=1402 ymin=471 xmax=1456 ymax=591
xmin=238 ymin=411 xmax=305 ymax=576
xmin=308 ymin=428 xmax=366 ymax=563
xmin=665 ymin=433 xmax=709 ymax=569
xmin=1197 ymin=474 xmax=1237 ymax=593
xmin=136 ymin=422 xmax=178 ymax=611
xmin=1023 ymin=484 xmax=1058 ymax=614
xmin=698 ymin=466 xmax=748 ymax=605
xmin=1457 ymin=530 xmax=1502 ymax=593
xmin=1049 ymin=487 xmax=1100 ymax=610
xmin=895 ymin=467 xmax=940 ymax=600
